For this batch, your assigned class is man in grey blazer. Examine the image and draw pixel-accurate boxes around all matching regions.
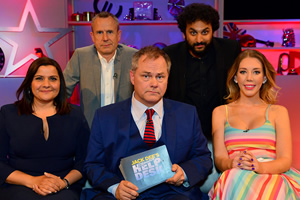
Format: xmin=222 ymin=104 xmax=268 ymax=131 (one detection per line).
xmin=63 ymin=12 xmax=138 ymax=127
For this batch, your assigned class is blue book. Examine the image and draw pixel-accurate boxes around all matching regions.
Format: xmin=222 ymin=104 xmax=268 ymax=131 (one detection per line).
xmin=119 ymin=145 xmax=175 ymax=193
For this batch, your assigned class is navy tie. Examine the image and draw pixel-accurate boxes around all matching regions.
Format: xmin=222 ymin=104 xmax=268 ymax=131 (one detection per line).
xmin=144 ymin=109 xmax=156 ymax=147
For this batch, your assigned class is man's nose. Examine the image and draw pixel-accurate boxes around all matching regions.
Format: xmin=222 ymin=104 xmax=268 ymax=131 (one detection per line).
xmin=149 ymin=77 xmax=158 ymax=87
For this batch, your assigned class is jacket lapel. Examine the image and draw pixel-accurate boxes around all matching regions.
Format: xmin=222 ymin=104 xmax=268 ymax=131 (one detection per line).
xmin=212 ymin=39 xmax=227 ymax=99
xmin=113 ymin=45 xmax=122 ymax=101
xmin=116 ymin=99 xmax=132 ymax=157
xmin=91 ymin=45 xmax=102 ymax=105
xmin=162 ymin=99 xmax=177 ymax=161
xmin=176 ymin=43 xmax=188 ymax=99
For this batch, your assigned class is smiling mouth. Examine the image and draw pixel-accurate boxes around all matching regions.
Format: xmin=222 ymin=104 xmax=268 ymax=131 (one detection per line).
xmin=40 ymin=90 xmax=53 ymax=92
xmin=244 ymin=85 xmax=255 ymax=89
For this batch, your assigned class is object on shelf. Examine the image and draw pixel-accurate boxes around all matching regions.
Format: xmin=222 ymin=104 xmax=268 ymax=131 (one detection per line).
xmin=239 ymin=34 xmax=274 ymax=47
xmin=288 ymin=67 xmax=298 ymax=75
xmin=93 ymin=0 xmax=123 ymax=18
xmin=124 ymin=5 xmax=162 ymax=21
xmin=124 ymin=8 xmax=135 ymax=21
xmin=224 ymin=23 xmax=274 ymax=47
xmin=153 ymin=8 xmax=162 ymax=20
xmin=133 ymin=1 xmax=153 ymax=20
xmin=0 ymin=47 xmax=5 ymax=72
xmin=168 ymin=0 xmax=185 ymax=19
xmin=223 ymin=22 xmax=246 ymax=40
xmin=153 ymin=42 xmax=167 ymax=49
xmin=239 ymin=34 xmax=256 ymax=47
xmin=83 ymin=12 xmax=94 ymax=21
xmin=71 ymin=12 xmax=83 ymax=21
xmin=282 ymin=28 xmax=295 ymax=47
xmin=277 ymin=53 xmax=290 ymax=75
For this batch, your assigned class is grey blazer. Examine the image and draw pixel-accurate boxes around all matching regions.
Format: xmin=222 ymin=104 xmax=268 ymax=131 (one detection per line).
xmin=63 ymin=44 xmax=138 ymax=127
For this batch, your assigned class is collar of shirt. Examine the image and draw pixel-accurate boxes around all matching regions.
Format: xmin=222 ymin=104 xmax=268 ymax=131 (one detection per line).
xmin=97 ymin=50 xmax=117 ymax=64
xmin=131 ymin=92 xmax=163 ymax=121
xmin=131 ymin=92 xmax=164 ymax=140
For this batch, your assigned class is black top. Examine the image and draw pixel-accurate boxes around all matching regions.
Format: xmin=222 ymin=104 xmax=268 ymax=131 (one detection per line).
xmin=164 ymin=38 xmax=241 ymax=140
xmin=0 ymin=104 xmax=90 ymax=192
xmin=185 ymin=47 xmax=218 ymax=138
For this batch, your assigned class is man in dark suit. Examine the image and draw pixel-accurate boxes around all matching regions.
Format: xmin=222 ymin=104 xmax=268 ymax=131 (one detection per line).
xmin=84 ymin=46 xmax=212 ymax=200
xmin=163 ymin=3 xmax=241 ymax=141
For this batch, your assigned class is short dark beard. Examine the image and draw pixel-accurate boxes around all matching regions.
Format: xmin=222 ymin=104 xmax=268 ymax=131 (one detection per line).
xmin=186 ymin=40 xmax=212 ymax=58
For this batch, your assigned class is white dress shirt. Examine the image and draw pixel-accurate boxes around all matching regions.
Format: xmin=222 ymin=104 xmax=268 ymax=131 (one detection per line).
xmin=98 ymin=51 xmax=116 ymax=107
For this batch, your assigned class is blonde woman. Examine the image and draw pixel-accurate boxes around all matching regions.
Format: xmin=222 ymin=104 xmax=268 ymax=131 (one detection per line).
xmin=209 ymin=50 xmax=300 ymax=199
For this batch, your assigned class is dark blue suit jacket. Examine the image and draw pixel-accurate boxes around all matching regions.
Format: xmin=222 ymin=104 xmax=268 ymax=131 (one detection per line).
xmin=84 ymin=98 xmax=212 ymax=199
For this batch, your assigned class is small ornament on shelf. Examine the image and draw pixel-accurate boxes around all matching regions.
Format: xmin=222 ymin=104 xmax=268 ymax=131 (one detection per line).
xmin=133 ymin=1 xmax=153 ymax=20
xmin=223 ymin=23 xmax=274 ymax=47
xmin=124 ymin=8 xmax=135 ymax=21
xmin=83 ymin=12 xmax=94 ymax=21
xmin=277 ymin=53 xmax=290 ymax=75
xmin=123 ymin=2 xmax=162 ymax=21
xmin=71 ymin=12 xmax=83 ymax=21
xmin=288 ymin=67 xmax=298 ymax=75
xmin=153 ymin=8 xmax=162 ymax=20
xmin=168 ymin=0 xmax=185 ymax=19
xmin=278 ymin=53 xmax=299 ymax=75
xmin=282 ymin=28 xmax=295 ymax=47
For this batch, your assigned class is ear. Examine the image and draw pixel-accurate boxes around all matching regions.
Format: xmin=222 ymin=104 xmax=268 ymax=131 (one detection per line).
xmin=182 ymin=32 xmax=186 ymax=40
xmin=234 ymin=76 xmax=238 ymax=83
xmin=263 ymin=76 xmax=267 ymax=84
xmin=130 ymin=70 xmax=135 ymax=86
xmin=117 ymin=30 xmax=122 ymax=42
xmin=90 ymin=31 xmax=94 ymax=43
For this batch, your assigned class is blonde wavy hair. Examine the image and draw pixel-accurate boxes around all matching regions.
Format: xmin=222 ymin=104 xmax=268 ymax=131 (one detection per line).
xmin=225 ymin=49 xmax=280 ymax=104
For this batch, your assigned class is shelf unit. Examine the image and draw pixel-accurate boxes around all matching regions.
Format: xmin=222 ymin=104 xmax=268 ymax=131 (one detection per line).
xmin=222 ymin=19 xmax=300 ymax=73
xmin=68 ymin=20 xmax=178 ymax=26
xmin=223 ymin=19 xmax=300 ymax=25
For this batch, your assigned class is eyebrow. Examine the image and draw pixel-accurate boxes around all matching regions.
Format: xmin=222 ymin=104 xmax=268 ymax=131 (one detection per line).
xmin=239 ymin=67 xmax=262 ymax=70
xmin=141 ymin=72 xmax=166 ymax=75
xmin=188 ymin=27 xmax=210 ymax=32
xmin=34 ymin=74 xmax=59 ymax=77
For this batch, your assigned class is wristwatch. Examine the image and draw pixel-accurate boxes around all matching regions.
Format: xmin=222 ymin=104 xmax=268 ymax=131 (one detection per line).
xmin=63 ymin=178 xmax=70 ymax=189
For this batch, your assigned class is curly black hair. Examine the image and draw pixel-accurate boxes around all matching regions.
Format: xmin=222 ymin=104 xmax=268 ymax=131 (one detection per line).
xmin=177 ymin=3 xmax=220 ymax=34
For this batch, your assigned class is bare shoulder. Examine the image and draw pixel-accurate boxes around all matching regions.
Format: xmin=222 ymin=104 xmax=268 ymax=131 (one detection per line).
xmin=270 ymin=104 xmax=289 ymax=115
xmin=213 ymin=105 xmax=226 ymax=115
xmin=212 ymin=105 xmax=228 ymax=122
xmin=269 ymin=105 xmax=290 ymax=123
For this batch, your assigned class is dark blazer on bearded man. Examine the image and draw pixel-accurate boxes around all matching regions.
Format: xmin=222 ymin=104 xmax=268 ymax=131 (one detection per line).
xmin=163 ymin=37 xmax=240 ymax=104
xmin=163 ymin=37 xmax=241 ymax=140
xmin=84 ymin=98 xmax=212 ymax=199
xmin=63 ymin=44 xmax=138 ymax=127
